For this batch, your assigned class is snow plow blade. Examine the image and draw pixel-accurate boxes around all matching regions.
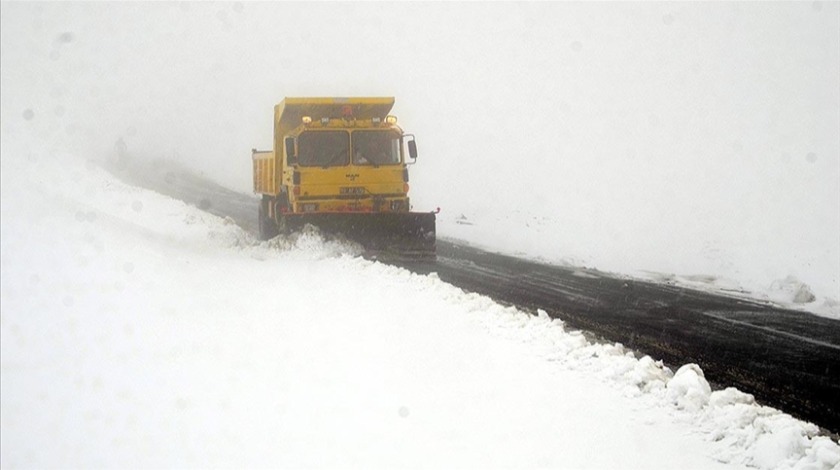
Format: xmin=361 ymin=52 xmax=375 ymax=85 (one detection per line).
xmin=285 ymin=212 xmax=436 ymax=261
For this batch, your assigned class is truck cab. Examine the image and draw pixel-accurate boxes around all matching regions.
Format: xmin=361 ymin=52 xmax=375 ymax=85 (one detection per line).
xmin=280 ymin=111 xmax=416 ymax=215
xmin=252 ymin=97 xmax=434 ymax=259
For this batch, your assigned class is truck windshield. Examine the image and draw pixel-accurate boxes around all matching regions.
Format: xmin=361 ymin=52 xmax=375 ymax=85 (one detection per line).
xmin=352 ymin=131 xmax=401 ymax=166
xmin=298 ymin=131 xmax=349 ymax=167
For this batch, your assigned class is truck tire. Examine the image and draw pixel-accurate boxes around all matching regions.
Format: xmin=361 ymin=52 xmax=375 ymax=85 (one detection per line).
xmin=258 ymin=197 xmax=279 ymax=240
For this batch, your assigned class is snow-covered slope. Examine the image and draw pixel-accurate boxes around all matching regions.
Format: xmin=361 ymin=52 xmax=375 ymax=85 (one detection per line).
xmin=2 ymin=2 xmax=837 ymax=318
xmin=2 ymin=138 xmax=838 ymax=468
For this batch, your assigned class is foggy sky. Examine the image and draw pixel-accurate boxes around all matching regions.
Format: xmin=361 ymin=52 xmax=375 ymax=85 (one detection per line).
xmin=2 ymin=1 xmax=838 ymax=296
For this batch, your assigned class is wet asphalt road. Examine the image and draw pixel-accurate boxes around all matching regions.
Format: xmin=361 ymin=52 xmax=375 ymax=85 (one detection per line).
xmin=403 ymin=243 xmax=840 ymax=434
xmin=106 ymin=157 xmax=840 ymax=433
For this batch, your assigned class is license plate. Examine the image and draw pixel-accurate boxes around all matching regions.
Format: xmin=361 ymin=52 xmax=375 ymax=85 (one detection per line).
xmin=340 ymin=187 xmax=365 ymax=195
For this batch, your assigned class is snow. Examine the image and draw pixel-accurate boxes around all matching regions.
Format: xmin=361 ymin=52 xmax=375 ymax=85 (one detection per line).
xmin=3 ymin=1 xmax=836 ymax=318
xmin=2 ymin=137 xmax=839 ymax=468
xmin=667 ymin=364 xmax=713 ymax=413
xmin=440 ymin=214 xmax=840 ymax=320
xmin=2 ymin=2 xmax=840 ymax=468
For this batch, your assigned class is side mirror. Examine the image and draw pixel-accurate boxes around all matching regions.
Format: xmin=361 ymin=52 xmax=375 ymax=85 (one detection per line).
xmin=284 ymin=137 xmax=297 ymax=165
xmin=407 ymin=138 xmax=418 ymax=161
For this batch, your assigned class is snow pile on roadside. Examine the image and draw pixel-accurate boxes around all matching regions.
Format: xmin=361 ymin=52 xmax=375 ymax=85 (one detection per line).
xmin=2 ymin=148 xmax=838 ymax=469
xmin=404 ymin=269 xmax=840 ymax=469
xmin=667 ymin=364 xmax=712 ymax=412
xmin=699 ymin=387 xmax=840 ymax=469
xmin=769 ymin=276 xmax=818 ymax=305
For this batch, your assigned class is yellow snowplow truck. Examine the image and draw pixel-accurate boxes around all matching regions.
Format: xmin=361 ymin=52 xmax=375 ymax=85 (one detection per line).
xmin=252 ymin=97 xmax=436 ymax=260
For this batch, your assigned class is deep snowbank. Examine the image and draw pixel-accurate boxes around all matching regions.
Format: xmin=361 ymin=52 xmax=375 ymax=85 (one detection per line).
xmin=2 ymin=142 xmax=838 ymax=468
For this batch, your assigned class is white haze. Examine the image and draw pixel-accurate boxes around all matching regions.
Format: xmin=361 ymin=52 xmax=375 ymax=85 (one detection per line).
xmin=1 ymin=2 xmax=838 ymax=304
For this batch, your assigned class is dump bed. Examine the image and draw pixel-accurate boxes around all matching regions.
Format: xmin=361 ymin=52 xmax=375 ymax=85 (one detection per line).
xmin=252 ymin=149 xmax=276 ymax=194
